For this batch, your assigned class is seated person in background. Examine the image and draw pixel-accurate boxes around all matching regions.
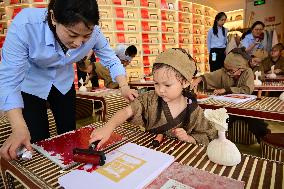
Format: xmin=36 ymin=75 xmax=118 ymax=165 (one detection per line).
xmin=76 ymin=53 xmax=99 ymax=88
xmin=192 ymin=48 xmax=254 ymax=95
xmin=90 ymin=48 xmax=217 ymax=147
xmin=114 ymin=44 xmax=137 ymax=67
xmin=192 ymin=48 xmax=269 ymax=143
xmin=256 ymin=43 xmax=284 ymax=75
xmin=77 ymin=53 xmax=119 ymax=89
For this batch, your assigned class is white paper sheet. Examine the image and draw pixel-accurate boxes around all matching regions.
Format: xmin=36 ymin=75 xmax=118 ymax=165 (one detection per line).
xmin=213 ymin=94 xmax=257 ymax=104
xmin=58 ymin=143 xmax=175 ymax=189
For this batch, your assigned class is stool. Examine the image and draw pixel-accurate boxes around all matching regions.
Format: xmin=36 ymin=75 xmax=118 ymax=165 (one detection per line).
xmin=227 ymin=120 xmax=257 ymax=145
xmin=260 ymin=133 xmax=284 ymax=162
xmin=75 ymin=98 xmax=94 ymax=120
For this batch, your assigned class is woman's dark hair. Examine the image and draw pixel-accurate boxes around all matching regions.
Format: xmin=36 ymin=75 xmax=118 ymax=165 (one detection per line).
xmin=242 ymin=21 xmax=265 ymax=39
xmin=126 ymin=45 xmax=138 ymax=56
xmin=251 ymin=21 xmax=265 ymax=31
xmin=213 ymin=12 xmax=227 ymax=37
xmin=47 ymin=0 xmax=100 ymax=29
xmin=152 ymin=48 xmax=197 ymax=129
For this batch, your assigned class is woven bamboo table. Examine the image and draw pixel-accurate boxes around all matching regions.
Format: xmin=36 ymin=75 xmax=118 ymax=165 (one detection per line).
xmin=198 ymin=97 xmax=284 ymax=122
xmin=1 ymin=122 xmax=283 ymax=189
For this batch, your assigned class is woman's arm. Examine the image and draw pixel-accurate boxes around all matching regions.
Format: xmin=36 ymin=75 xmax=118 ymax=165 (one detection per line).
xmin=241 ymin=35 xmax=258 ymax=53
xmin=0 ymin=16 xmax=32 ymax=160
xmin=207 ymin=29 xmax=212 ymax=52
xmin=92 ymin=28 xmax=138 ymax=101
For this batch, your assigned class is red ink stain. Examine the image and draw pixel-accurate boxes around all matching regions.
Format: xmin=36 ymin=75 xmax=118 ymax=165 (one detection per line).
xmin=77 ymin=164 xmax=98 ymax=173
xmin=35 ymin=126 xmax=124 ymax=166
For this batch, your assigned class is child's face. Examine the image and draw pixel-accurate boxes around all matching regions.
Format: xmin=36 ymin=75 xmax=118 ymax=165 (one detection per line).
xmin=153 ymin=67 xmax=188 ymax=102
xmin=224 ymin=66 xmax=243 ymax=78
xmin=270 ymin=48 xmax=281 ymax=58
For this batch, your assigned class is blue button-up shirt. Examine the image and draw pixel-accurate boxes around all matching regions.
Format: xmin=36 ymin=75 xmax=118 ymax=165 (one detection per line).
xmin=0 ymin=8 xmax=125 ymax=111
xmin=240 ymin=33 xmax=264 ymax=55
xmin=207 ymin=27 xmax=228 ymax=52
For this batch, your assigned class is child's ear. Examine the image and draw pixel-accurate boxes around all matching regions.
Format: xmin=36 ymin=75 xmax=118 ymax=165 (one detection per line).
xmin=182 ymin=80 xmax=190 ymax=88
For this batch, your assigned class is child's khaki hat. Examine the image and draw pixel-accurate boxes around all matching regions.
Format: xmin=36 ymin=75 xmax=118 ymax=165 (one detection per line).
xmin=153 ymin=48 xmax=196 ymax=81
xmin=225 ymin=49 xmax=249 ymax=69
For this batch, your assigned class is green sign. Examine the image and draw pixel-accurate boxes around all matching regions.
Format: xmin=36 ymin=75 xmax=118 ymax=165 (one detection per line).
xmin=254 ymin=0 xmax=265 ymax=6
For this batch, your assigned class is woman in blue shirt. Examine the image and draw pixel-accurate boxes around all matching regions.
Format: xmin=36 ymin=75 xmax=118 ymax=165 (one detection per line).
xmin=0 ymin=0 xmax=137 ymax=160
xmin=207 ymin=12 xmax=228 ymax=72
xmin=241 ymin=21 xmax=265 ymax=56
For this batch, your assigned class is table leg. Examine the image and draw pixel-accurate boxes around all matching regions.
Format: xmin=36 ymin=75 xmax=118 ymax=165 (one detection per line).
xmin=257 ymin=90 xmax=262 ymax=100
xmin=0 ymin=158 xmax=42 ymax=189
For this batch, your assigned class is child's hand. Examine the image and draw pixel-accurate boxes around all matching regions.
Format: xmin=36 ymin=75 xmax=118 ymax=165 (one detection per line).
xmin=213 ymin=89 xmax=226 ymax=95
xmin=190 ymin=77 xmax=202 ymax=90
xmin=171 ymin=128 xmax=195 ymax=144
xmin=274 ymin=69 xmax=281 ymax=74
xmin=89 ymin=126 xmax=114 ymax=149
xmin=250 ymin=57 xmax=261 ymax=67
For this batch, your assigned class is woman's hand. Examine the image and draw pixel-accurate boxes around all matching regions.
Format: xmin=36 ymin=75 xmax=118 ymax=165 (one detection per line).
xmin=120 ymin=86 xmax=138 ymax=102
xmin=0 ymin=126 xmax=32 ymax=160
xmin=89 ymin=125 xmax=114 ymax=149
xmin=171 ymin=128 xmax=196 ymax=144
xmin=213 ymin=88 xmax=226 ymax=95
xmin=115 ymin=75 xmax=138 ymax=102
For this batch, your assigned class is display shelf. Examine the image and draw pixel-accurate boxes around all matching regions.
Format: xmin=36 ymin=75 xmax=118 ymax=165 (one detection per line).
xmin=141 ymin=20 xmax=160 ymax=32
xmin=142 ymin=33 xmax=160 ymax=43
xmin=178 ymin=12 xmax=192 ymax=23
xmin=178 ymin=0 xmax=191 ymax=13
xmin=141 ymin=7 xmax=160 ymax=20
xmin=0 ymin=0 xmax=217 ymax=79
xmin=224 ymin=9 xmax=244 ymax=31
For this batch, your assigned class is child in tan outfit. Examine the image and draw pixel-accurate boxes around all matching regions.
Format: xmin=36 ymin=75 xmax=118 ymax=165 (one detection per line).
xmin=90 ymin=48 xmax=217 ymax=147
xmin=256 ymin=43 xmax=284 ymax=75
xmin=192 ymin=48 xmax=270 ymax=143
xmin=192 ymin=48 xmax=254 ymax=95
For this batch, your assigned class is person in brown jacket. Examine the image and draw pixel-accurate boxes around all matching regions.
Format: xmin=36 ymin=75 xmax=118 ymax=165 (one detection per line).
xmin=256 ymin=43 xmax=284 ymax=75
xmin=192 ymin=48 xmax=254 ymax=95
xmin=192 ymin=48 xmax=270 ymax=143
xmin=76 ymin=53 xmax=119 ymax=89
xmin=90 ymin=48 xmax=217 ymax=147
